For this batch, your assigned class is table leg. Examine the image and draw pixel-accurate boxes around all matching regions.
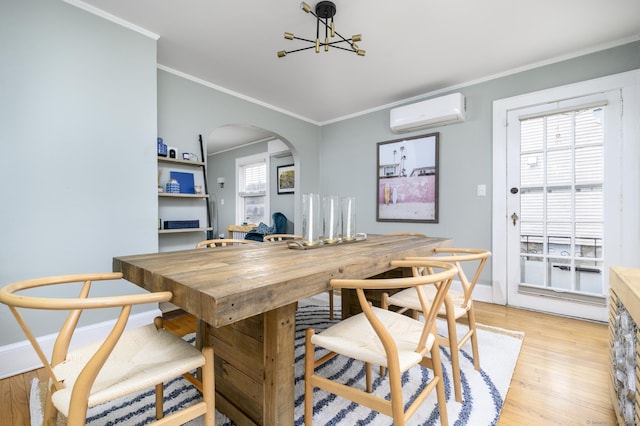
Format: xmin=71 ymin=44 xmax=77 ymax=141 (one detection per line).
xmin=210 ymin=302 xmax=297 ymax=425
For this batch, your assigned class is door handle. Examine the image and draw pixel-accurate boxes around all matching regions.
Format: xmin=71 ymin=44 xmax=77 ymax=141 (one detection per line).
xmin=511 ymin=212 xmax=518 ymax=226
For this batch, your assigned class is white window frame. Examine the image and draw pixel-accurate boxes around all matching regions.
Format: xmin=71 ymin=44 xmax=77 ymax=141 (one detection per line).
xmin=235 ymin=153 xmax=270 ymax=225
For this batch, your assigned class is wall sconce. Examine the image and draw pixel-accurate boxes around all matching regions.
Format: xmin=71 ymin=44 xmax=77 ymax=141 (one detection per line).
xmin=217 ymin=177 xmax=225 ymax=188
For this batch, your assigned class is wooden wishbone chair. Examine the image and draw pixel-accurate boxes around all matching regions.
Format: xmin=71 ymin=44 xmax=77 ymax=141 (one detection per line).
xmin=305 ymin=260 xmax=458 ymax=426
xmin=384 ymin=232 xmax=427 ymax=237
xmin=262 ymin=233 xmax=302 ymax=242
xmin=0 ymin=272 xmax=215 ymax=426
xmin=195 ymin=238 xmax=255 ymax=248
xmin=382 ymin=247 xmax=491 ymax=402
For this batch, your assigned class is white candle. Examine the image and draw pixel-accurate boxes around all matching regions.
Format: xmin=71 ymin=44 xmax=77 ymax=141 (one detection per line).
xmin=342 ymin=196 xmax=355 ymax=240
xmin=308 ymin=195 xmax=314 ymax=241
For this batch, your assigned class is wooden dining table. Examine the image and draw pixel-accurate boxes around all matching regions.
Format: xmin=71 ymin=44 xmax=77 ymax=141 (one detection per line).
xmin=113 ymin=233 xmax=452 ymax=426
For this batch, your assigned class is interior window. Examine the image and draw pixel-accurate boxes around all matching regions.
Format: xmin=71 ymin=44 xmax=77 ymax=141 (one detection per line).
xmin=237 ymin=155 xmax=268 ymax=225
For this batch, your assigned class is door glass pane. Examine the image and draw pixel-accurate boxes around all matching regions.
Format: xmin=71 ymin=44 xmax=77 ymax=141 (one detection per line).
xmin=519 ymin=106 xmax=604 ymax=296
xmin=521 ymin=255 xmax=544 ymax=287
xmin=547 ymin=150 xmax=571 ymax=185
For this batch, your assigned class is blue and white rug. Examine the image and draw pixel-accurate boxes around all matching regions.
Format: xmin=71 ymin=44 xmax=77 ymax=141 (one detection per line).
xmin=31 ymin=304 xmax=524 ymax=425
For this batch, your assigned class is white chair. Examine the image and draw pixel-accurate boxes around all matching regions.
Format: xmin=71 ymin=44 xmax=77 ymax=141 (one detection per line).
xmin=382 ymin=248 xmax=491 ymax=402
xmin=304 ymin=259 xmax=458 ymax=426
xmin=0 ymin=272 xmax=215 ymax=426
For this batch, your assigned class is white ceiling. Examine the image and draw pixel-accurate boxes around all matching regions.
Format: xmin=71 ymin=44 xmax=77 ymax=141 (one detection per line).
xmin=72 ymin=0 xmax=640 ymax=150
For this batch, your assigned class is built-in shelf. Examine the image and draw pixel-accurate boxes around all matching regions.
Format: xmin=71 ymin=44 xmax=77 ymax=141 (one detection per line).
xmin=159 ymin=193 xmax=209 ymax=199
xmin=159 ymin=227 xmax=213 ymax=234
xmin=158 ymin=157 xmax=205 ymax=167
xmin=157 ymin=137 xmax=212 ymax=245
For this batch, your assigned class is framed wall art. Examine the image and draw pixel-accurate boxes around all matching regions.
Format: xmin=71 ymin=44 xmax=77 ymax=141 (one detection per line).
xmin=376 ymin=132 xmax=439 ymax=223
xmin=277 ymin=164 xmax=295 ymax=194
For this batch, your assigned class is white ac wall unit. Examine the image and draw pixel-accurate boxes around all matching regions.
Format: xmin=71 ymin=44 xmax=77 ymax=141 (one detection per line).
xmin=390 ymin=92 xmax=466 ymax=133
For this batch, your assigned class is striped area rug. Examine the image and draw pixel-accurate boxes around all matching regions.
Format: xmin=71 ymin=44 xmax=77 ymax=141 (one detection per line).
xmin=31 ymin=304 xmax=523 ymax=425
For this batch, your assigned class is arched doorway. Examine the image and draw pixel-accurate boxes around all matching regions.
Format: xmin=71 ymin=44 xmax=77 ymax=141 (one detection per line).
xmin=206 ymin=124 xmax=299 ymax=238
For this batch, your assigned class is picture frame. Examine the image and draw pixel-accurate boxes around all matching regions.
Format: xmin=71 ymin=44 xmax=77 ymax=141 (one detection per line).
xmin=376 ymin=132 xmax=439 ymax=223
xmin=277 ymin=164 xmax=295 ymax=194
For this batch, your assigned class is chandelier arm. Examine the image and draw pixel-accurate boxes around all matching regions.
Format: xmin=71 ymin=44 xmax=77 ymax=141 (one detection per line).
xmin=291 ymin=36 xmax=316 ymax=44
xmin=325 ymin=44 xmax=359 ymax=53
xmin=283 ymin=45 xmax=318 ymax=55
xmin=314 ymin=18 xmax=359 ymax=51
xmin=331 ymin=29 xmax=358 ymax=49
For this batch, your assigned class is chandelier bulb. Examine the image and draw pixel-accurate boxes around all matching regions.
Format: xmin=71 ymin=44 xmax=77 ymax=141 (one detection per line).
xmin=300 ymin=2 xmax=311 ymax=13
xmin=284 ymin=32 xmax=294 ymax=40
xmin=324 ymin=38 xmax=329 ymax=52
xmin=315 ymin=38 xmax=320 ymax=53
xmin=352 ymin=34 xmax=362 ymax=42
xmin=277 ymin=50 xmax=287 ymax=58
xmin=357 ymin=49 xmax=365 ymax=56
xmin=330 ymin=22 xmax=335 ymax=38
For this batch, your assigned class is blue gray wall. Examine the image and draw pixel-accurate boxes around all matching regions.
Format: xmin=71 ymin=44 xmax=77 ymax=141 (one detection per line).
xmin=1 ymin=0 xmax=157 ymax=344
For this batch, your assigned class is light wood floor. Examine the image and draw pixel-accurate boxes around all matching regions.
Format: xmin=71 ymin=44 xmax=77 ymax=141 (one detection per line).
xmin=0 ymin=302 xmax=617 ymax=426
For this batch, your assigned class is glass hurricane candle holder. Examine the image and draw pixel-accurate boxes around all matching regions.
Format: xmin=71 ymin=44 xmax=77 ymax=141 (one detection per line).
xmin=322 ymin=195 xmax=341 ymax=244
xmin=341 ymin=196 xmax=356 ymax=241
xmin=302 ymin=193 xmax=321 ymax=246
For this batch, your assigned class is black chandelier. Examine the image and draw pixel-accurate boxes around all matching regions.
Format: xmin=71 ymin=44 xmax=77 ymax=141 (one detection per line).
xmin=277 ymin=1 xmax=365 ymax=58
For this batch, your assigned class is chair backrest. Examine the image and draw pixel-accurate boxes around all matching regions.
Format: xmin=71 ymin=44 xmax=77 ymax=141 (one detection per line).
xmin=384 ymin=232 xmax=427 ymax=237
xmin=263 ymin=234 xmax=302 ymax=242
xmin=330 ymin=260 xmax=457 ymax=357
xmin=0 ymin=272 xmax=172 ymax=393
xmin=195 ymin=238 xmax=255 ymax=248
xmin=408 ymin=248 xmax=491 ymax=305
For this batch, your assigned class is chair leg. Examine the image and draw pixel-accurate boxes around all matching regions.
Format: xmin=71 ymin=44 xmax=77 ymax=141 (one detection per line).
xmin=445 ymin=313 xmax=462 ymax=403
xmin=43 ymin=386 xmax=58 ymax=426
xmin=304 ymin=328 xmax=315 ymax=426
xmin=328 ymin=290 xmax=334 ymax=320
xmin=365 ymin=362 xmax=373 ymax=393
xmin=155 ymin=383 xmax=164 ymax=419
xmin=467 ymin=306 xmax=481 ymax=370
xmin=430 ymin=342 xmax=449 ymax=426
xmin=387 ymin=362 xmax=406 ymax=426
xmin=202 ymin=346 xmax=215 ymax=426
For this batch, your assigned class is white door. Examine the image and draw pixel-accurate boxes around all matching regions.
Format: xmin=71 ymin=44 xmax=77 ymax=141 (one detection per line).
xmin=493 ymin=71 xmax=640 ymax=322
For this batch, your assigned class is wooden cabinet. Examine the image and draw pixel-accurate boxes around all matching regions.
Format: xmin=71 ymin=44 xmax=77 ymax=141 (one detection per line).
xmin=158 ymin=156 xmax=212 ymax=236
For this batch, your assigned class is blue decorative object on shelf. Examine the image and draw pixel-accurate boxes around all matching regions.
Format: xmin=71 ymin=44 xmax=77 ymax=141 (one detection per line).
xmin=166 ymin=178 xmax=180 ymax=193
xmin=157 ymin=137 xmax=168 ymax=157
xmin=170 ymin=171 xmax=195 ymax=194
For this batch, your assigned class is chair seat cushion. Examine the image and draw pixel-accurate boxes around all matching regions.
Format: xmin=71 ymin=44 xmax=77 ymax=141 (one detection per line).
xmin=310 ymin=306 xmax=435 ymax=372
xmin=387 ymin=287 xmax=469 ymax=319
xmin=51 ymin=324 xmax=204 ymax=416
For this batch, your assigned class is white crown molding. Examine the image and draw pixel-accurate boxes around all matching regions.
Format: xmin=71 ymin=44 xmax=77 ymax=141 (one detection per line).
xmin=0 ymin=309 xmax=161 ymax=380
xmin=63 ymin=0 xmax=160 ymax=40
xmin=157 ymin=64 xmax=320 ymax=126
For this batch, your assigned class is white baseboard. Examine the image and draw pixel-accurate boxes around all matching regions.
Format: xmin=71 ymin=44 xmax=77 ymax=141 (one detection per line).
xmin=0 ymin=308 xmax=161 ymax=380
xmin=472 ymin=282 xmax=495 ymax=304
